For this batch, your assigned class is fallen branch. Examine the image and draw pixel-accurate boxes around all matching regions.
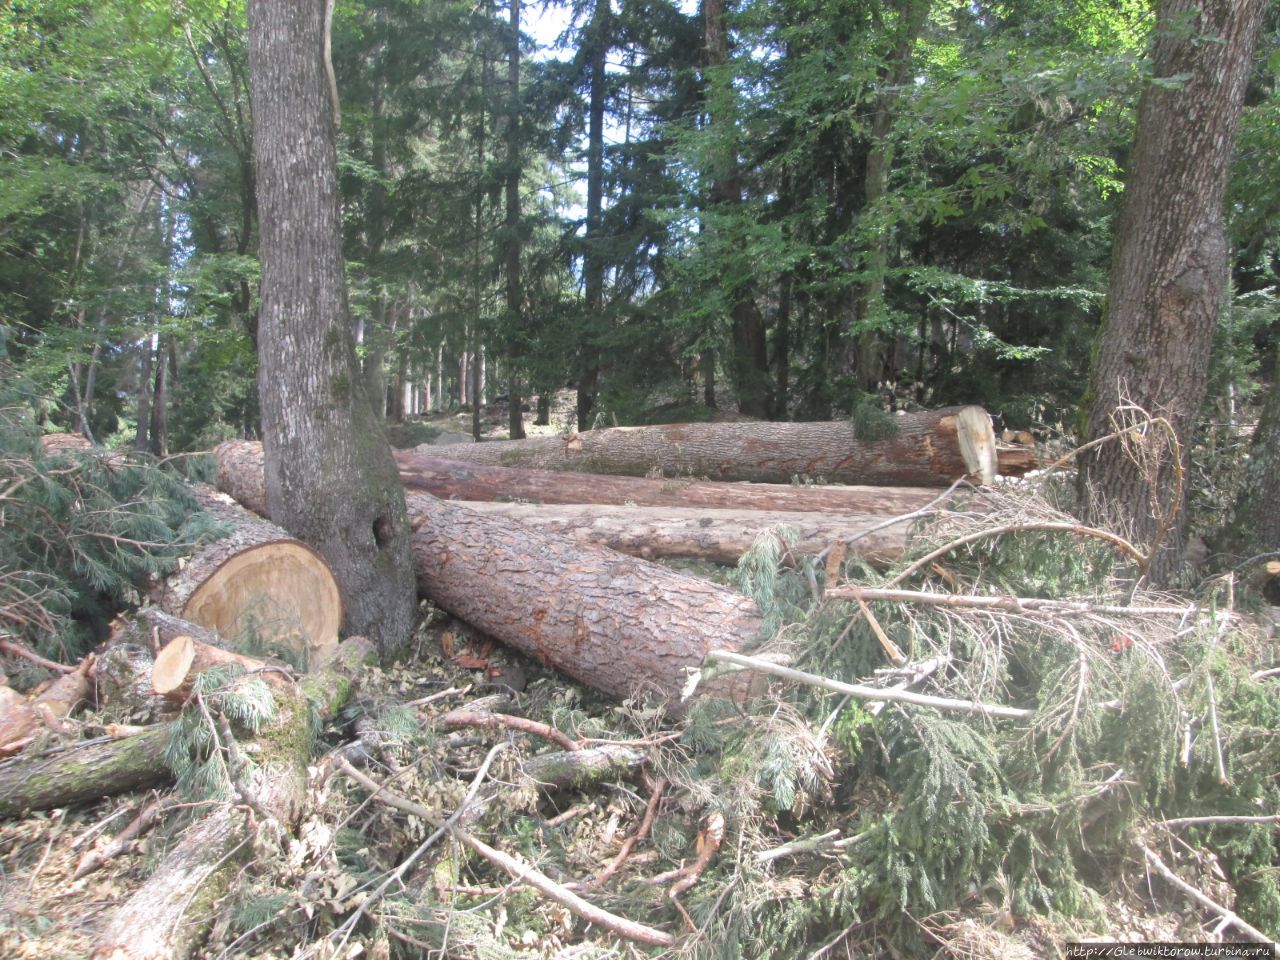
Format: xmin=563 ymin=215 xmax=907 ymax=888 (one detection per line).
xmin=337 ymin=756 xmax=675 ymax=947
xmin=441 ymin=707 xmax=580 ymax=752
xmin=884 ymin=522 xmax=1147 ymax=589
xmin=826 ymin=585 xmax=1200 ymax=619
xmin=1139 ymin=843 xmax=1278 ymax=952
xmin=0 ymin=637 xmax=77 ymax=674
xmin=1158 ymin=814 xmax=1280 ymax=830
xmin=669 ymin=811 xmax=726 ymax=930
xmin=701 ymin=650 xmax=1032 ymax=720
xmin=580 ymin=777 xmax=667 ymax=891
xmin=73 ymin=794 xmax=176 ymax=880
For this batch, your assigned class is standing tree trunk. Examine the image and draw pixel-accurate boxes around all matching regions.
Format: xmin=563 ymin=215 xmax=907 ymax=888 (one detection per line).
xmin=247 ymin=0 xmax=417 ymax=657
xmin=577 ymin=0 xmax=609 ymax=431
xmin=853 ymin=0 xmax=929 ymax=391
xmin=703 ymin=0 xmax=770 ymax=420
xmin=1081 ymin=0 xmax=1265 ymax=584
xmin=506 ymin=0 xmax=526 ymax=441
xmin=1225 ymin=357 xmax=1280 ymax=589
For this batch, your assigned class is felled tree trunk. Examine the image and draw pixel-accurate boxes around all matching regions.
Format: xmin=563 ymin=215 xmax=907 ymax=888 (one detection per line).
xmin=0 ymin=724 xmax=173 ymax=819
xmin=145 ymin=486 xmax=342 ymax=668
xmin=91 ymin=637 xmax=376 ymax=960
xmin=398 ymin=450 xmax=951 ymax=514
xmin=213 ymin=447 xmax=770 ymax=707
xmin=451 ymin=501 xmax=911 ymax=565
xmin=217 ymin=439 xmax=952 ymax=515
xmin=407 ymin=493 xmax=764 ymax=707
xmin=405 ymin=406 xmax=999 ymax=486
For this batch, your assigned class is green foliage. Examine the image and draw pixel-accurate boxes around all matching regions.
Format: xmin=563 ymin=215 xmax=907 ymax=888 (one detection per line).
xmin=0 ymin=360 xmax=224 ymax=660
xmin=163 ymin=671 xmax=276 ymax=801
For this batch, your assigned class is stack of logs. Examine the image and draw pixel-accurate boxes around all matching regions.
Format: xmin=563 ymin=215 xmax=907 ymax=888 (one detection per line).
xmin=0 ymin=406 xmax=1032 ymax=959
xmin=207 ymin=405 xmax=1028 ymax=707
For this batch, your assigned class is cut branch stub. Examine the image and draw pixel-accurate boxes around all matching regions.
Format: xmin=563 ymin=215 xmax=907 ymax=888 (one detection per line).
xmin=147 ymin=486 xmax=341 ymax=669
xmin=151 ymin=635 xmax=276 ymax=700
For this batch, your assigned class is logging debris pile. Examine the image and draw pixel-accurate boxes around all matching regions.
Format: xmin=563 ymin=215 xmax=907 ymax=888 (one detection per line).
xmin=2 ymin=410 xmax=1279 ymax=959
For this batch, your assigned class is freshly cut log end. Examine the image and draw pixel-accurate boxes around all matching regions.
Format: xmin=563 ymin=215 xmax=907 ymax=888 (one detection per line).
xmin=148 ymin=487 xmax=342 ymax=669
xmin=954 ymin=406 xmax=998 ymax=485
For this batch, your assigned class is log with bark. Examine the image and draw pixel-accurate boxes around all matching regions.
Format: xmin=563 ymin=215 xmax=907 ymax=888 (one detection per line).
xmin=404 ymin=406 xmax=1001 ymax=486
xmin=91 ymin=636 xmax=377 ymax=960
xmin=448 ymin=501 xmax=912 ymax=565
xmin=214 ymin=446 xmax=770 ymax=708
xmin=406 ymin=493 xmax=765 ymax=707
xmin=0 ymin=723 xmax=174 ymax=819
xmin=215 ymin=438 xmax=959 ymax=516
xmin=145 ymin=486 xmax=342 ymax=668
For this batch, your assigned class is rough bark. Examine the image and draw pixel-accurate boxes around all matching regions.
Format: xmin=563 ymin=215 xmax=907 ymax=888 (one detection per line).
xmin=213 ymin=444 xmax=770 ymax=706
xmin=409 ymin=406 xmax=999 ymax=486
xmin=247 ymin=0 xmax=418 ymax=657
xmin=91 ymin=636 xmax=376 ymax=960
xmin=0 ymin=724 xmax=173 ymax=819
xmin=217 ymin=438 xmax=968 ymax=516
xmin=145 ymin=486 xmax=341 ymax=668
xmin=1081 ymin=0 xmax=1266 ymax=583
xmin=407 ymin=493 xmax=763 ymax=708
xmin=450 ymin=501 xmax=911 ymax=565
xmin=505 ymin=0 xmax=526 ymax=441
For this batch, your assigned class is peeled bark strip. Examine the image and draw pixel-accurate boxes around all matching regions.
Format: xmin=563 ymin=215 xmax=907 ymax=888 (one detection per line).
xmin=216 ymin=438 xmax=956 ymax=516
xmin=91 ymin=636 xmax=375 ymax=960
xmin=146 ymin=486 xmax=342 ymax=668
xmin=453 ymin=501 xmax=910 ymax=565
xmin=407 ymin=493 xmax=764 ymax=707
xmin=0 ymin=724 xmax=173 ymax=819
xmin=409 ymin=406 xmax=998 ymax=486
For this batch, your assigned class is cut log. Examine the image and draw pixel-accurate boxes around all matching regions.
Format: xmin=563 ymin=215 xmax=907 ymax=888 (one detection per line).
xmin=213 ymin=448 xmax=770 ymax=708
xmin=406 ymin=493 xmax=764 ymax=707
xmin=91 ymin=636 xmax=376 ymax=960
xmin=450 ymin=501 xmax=911 ymax=565
xmin=0 ymin=724 xmax=173 ymax=819
xmin=145 ymin=486 xmax=342 ymax=668
xmin=406 ymin=406 xmax=999 ymax=486
xmin=217 ymin=438 xmax=954 ymax=515
xmin=151 ymin=636 xmax=276 ymax=701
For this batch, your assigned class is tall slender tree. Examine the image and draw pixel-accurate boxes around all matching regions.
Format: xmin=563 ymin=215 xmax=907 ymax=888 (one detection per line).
xmin=247 ymin=0 xmax=417 ymax=656
xmin=1081 ymin=0 xmax=1266 ymax=583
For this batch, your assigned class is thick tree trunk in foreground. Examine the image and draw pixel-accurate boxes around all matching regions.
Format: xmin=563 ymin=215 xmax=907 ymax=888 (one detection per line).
xmin=407 ymin=493 xmax=763 ymax=707
xmin=145 ymin=486 xmax=341 ymax=668
xmin=410 ymin=406 xmax=999 ymax=486
xmin=217 ymin=439 xmax=964 ymax=516
xmin=1081 ymin=0 xmax=1265 ymax=583
xmin=452 ymin=501 xmax=911 ymax=565
xmin=91 ymin=637 xmax=375 ymax=960
xmin=248 ymin=0 xmax=417 ymax=657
